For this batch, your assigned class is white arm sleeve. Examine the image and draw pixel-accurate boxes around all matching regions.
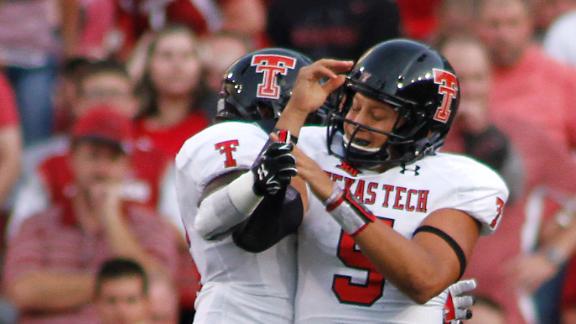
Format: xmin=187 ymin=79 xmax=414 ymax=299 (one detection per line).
xmin=194 ymin=172 xmax=263 ymax=240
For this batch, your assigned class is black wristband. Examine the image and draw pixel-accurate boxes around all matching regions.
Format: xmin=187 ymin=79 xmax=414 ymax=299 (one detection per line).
xmin=413 ymin=225 xmax=467 ymax=279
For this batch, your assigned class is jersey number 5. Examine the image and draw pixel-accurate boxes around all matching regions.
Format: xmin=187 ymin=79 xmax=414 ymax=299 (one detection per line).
xmin=332 ymin=218 xmax=395 ymax=306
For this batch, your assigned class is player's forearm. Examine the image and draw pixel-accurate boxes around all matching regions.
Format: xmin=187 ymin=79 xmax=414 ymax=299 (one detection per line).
xmin=7 ymin=272 xmax=94 ymax=311
xmin=354 ymin=222 xmax=459 ymax=304
xmin=196 ymin=172 xmax=264 ymax=240
xmin=274 ymin=102 xmax=309 ymax=138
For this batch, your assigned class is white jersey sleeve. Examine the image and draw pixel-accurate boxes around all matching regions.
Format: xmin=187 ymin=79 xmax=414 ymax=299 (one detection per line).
xmin=175 ymin=121 xmax=269 ymax=237
xmin=175 ymin=121 xmax=268 ymax=193
xmin=432 ymin=155 xmax=509 ymax=235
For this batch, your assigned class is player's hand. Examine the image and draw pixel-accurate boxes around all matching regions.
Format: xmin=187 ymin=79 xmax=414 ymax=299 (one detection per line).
xmin=251 ymin=133 xmax=297 ymax=196
xmin=287 ymin=59 xmax=353 ymax=114
xmin=443 ymin=279 xmax=476 ymax=324
xmin=292 ymin=146 xmax=334 ymax=200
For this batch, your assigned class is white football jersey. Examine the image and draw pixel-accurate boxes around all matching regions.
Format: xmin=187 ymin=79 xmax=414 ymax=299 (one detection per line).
xmin=175 ymin=121 xmax=296 ymax=324
xmin=294 ymin=126 xmax=509 ymax=324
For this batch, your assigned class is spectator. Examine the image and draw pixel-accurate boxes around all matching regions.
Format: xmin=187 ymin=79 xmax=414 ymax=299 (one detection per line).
xmin=20 ymin=58 xmax=133 ymax=181
xmin=2 ymin=106 xmax=178 ymax=323
xmin=75 ymin=0 xmax=116 ymax=59
xmin=0 ymin=73 xmax=22 ymax=210
xmin=474 ymin=0 xmax=576 ymax=153
xmin=53 ymin=57 xmax=93 ymax=134
xmin=439 ymin=34 xmax=523 ymax=199
xmin=73 ymin=59 xmax=138 ymax=119
xmin=148 ymin=274 xmax=179 ymax=324
xmin=219 ymin=0 xmax=267 ymax=47
xmin=95 ymin=258 xmax=150 ymax=324
xmin=134 ymin=25 xmax=209 ymax=158
xmin=199 ymin=31 xmax=252 ymax=121
xmin=396 ymin=0 xmax=442 ymax=41
xmin=8 ymin=60 xmax=188 ymax=317
xmin=440 ymin=32 xmax=576 ymax=324
xmin=9 ymin=59 xmax=172 ymax=239
xmin=95 ymin=257 xmax=179 ymax=324
xmin=0 ymin=0 xmax=80 ymax=146
xmin=542 ymin=0 xmax=576 ymax=67
xmin=433 ymin=0 xmax=475 ymax=43
xmin=131 ymin=27 xmax=208 ymax=320
xmin=266 ymin=0 xmax=400 ymax=60
xmin=114 ymin=0 xmax=265 ymax=59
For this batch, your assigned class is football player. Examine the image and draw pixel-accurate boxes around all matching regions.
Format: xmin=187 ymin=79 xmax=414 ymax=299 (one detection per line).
xmin=175 ymin=47 xmax=314 ymax=323
xmin=265 ymin=39 xmax=509 ymax=322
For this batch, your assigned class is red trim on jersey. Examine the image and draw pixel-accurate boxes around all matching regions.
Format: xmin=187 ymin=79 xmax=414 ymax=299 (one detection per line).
xmin=491 ymin=197 xmax=505 ymax=229
xmin=326 ymin=192 xmax=345 ymax=212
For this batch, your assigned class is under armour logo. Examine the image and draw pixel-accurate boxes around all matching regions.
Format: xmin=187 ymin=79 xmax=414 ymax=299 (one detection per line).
xmin=251 ymin=54 xmax=297 ymax=99
xmin=400 ymin=164 xmax=420 ymax=176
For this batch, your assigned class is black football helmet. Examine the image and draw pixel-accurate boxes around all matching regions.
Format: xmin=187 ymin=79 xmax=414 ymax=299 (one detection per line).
xmin=327 ymin=39 xmax=460 ymax=169
xmin=216 ymin=48 xmax=319 ymax=122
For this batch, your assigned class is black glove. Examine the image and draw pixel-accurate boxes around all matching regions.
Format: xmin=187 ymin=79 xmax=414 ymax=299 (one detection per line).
xmin=251 ymin=138 xmax=297 ymax=196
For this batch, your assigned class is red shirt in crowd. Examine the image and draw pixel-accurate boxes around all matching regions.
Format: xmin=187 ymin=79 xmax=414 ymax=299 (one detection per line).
xmin=134 ymin=112 xmax=209 ymax=158
xmin=396 ymin=0 xmax=441 ymax=40
xmin=38 ymin=146 xmax=170 ymax=212
xmin=489 ymin=46 xmax=576 ymax=152
xmin=0 ymin=73 xmax=19 ymax=127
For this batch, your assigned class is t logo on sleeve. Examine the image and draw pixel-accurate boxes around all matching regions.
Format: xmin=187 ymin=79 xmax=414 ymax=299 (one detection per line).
xmin=251 ymin=55 xmax=297 ymax=99
xmin=215 ymin=140 xmax=239 ymax=167
xmin=432 ymin=68 xmax=459 ymax=123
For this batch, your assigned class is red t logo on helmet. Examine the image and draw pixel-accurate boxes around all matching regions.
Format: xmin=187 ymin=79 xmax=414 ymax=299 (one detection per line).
xmin=432 ymin=68 xmax=458 ymax=123
xmin=251 ymin=55 xmax=297 ymax=99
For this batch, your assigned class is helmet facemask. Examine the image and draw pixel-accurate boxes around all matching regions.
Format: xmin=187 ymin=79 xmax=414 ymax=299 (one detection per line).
xmin=326 ymin=39 xmax=459 ymax=171
xmin=327 ymin=80 xmax=443 ymax=170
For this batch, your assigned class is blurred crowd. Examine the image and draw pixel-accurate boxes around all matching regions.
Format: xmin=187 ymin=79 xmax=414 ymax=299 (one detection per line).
xmin=0 ymin=0 xmax=576 ymax=323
